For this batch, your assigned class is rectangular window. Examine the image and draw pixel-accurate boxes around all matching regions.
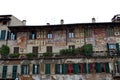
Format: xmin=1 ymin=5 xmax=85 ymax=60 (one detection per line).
xmin=46 ymin=46 xmax=52 ymax=52
xmin=69 ymin=45 xmax=75 ymax=49
xmin=29 ymin=31 xmax=36 ymax=39
xmin=12 ymin=66 xmax=17 ymax=79
xmin=107 ymin=27 xmax=114 ymax=37
xmin=107 ymin=43 xmax=117 ymax=56
xmin=45 ymin=64 xmax=50 ymax=74
xmin=14 ymin=47 xmax=19 ymax=53
xmin=8 ymin=32 xmax=17 ymax=40
xmin=33 ymin=64 xmax=39 ymax=74
xmin=0 ymin=30 xmax=6 ymax=40
xmin=32 ymin=46 xmax=38 ymax=53
xmin=47 ymin=32 xmax=53 ymax=39
xmin=21 ymin=65 xmax=29 ymax=75
xmin=2 ymin=66 xmax=7 ymax=79
xmin=55 ymin=64 xmax=61 ymax=74
xmin=85 ymin=27 xmax=92 ymax=37
xmin=69 ymin=30 xmax=74 ymax=38
xmin=109 ymin=44 xmax=116 ymax=49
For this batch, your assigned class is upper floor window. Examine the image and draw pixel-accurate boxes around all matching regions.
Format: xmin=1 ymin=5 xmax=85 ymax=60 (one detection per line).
xmin=109 ymin=44 xmax=116 ymax=49
xmin=85 ymin=27 xmax=92 ymax=37
xmin=2 ymin=21 xmax=7 ymax=25
xmin=29 ymin=31 xmax=36 ymax=39
xmin=69 ymin=45 xmax=75 ymax=49
xmin=69 ymin=30 xmax=74 ymax=38
xmin=32 ymin=46 xmax=38 ymax=54
xmin=47 ymin=32 xmax=52 ymax=39
xmin=107 ymin=27 xmax=114 ymax=37
xmin=0 ymin=30 xmax=6 ymax=40
xmin=8 ymin=32 xmax=17 ymax=40
xmin=46 ymin=46 xmax=52 ymax=53
xmin=14 ymin=47 xmax=19 ymax=53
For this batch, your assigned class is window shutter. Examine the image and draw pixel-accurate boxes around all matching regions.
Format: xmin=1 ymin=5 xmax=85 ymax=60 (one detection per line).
xmin=95 ymin=63 xmax=101 ymax=73
xmin=83 ymin=63 xmax=87 ymax=73
xmin=106 ymin=63 xmax=110 ymax=73
xmin=12 ymin=66 xmax=17 ymax=79
xmin=88 ymin=63 xmax=91 ymax=73
xmin=55 ymin=64 xmax=60 ymax=74
xmin=2 ymin=66 xmax=7 ymax=79
xmin=21 ymin=65 xmax=24 ymax=74
xmin=116 ymin=43 xmax=119 ymax=51
xmin=1 ymin=30 xmax=6 ymax=40
xmin=73 ymin=64 xmax=79 ymax=74
xmin=62 ymin=64 xmax=67 ymax=74
xmin=107 ymin=43 xmax=110 ymax=53
xmin=37 ymin=65 xmax=39 ymax=74
xmin=33 ymin=64 xmax=35 ymax=74
xmin=45 ymin=64 xmax=50 ymax=74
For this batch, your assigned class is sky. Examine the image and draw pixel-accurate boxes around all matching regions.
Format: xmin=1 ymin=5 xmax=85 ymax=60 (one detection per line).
xmin=0 ymin=0 xmax=120 ymax=25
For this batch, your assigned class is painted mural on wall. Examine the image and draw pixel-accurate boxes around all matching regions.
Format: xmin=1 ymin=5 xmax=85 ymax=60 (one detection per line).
xmin=17 ymin=32 xmax=27 ymax=53
xmin=94 ymin=28 xmax=106 ymax=45
xmin=54 ymin=30 xmax=66 ymax=46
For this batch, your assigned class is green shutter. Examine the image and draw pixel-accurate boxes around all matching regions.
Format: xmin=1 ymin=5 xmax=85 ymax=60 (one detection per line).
xmin=116 ymin=43 xmax=119 ymax=51
xmin=107 ymin=43 xmax=109 ymax=53
xmin=12 ymin=66 xmax=17 ymax=79
xmin=83 ymin=63 xmax=87 ymax=73
xmin=37 ymin=65 xmax=39 ymax=74
xmin=55 ymin=64 xmax=60 ymax=74
xmin=73 ymin=64 xmax=79 ymax=74
xmin=2 ymin=66 xmax=7 ymax=79
xmin=1 ymin=30 xmax=6 ymax=40
xmin=88 ymin=63 xmax=91 ymax=73
xmin=62 ymin=64 xmax=67 ymax=74
xmin=95 ymin=63 xmax=101 ymax=73
xmin=28 ymin=65 xmax=30 ymax=74
xmin=106 ymin=63 xmax=110 ymax=73
xmin=21 ymin=65 xmax=24 ymax=74
xmin=45 ymin=64 xmax=50 ymax=74
xmin=33 ymin=64 xmax=35 ymax=74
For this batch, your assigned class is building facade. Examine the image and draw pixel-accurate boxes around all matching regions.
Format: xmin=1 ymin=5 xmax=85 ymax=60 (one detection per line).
xmin=0 ymin=15 xmax=120 ymax=80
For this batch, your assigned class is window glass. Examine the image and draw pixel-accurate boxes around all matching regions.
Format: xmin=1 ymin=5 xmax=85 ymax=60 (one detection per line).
xmin=21 ymin=65 xmax=29 ymax=75
xmin=29 ymin=32 xmax=36 ymax=39
xmin=47 ymin=33 xmax=52 ymax=39
xmin=33 ymin=64 xmax=39 ymax=74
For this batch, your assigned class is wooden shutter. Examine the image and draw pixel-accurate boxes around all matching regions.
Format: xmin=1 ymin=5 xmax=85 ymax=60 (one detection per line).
xmin=45 ymin=64 xmax=50 ymax=74
xmin=62 ymin=64 xmax=67 ymax=74
xmin=73 ymin=64 xmax=79 ymax=74
xmin=2 ymin=66 xmax=7 ymax=79
xmin=12 ymin=66 xmax=17 ymax=79
xmin=1 ymin=30 xmax=6 ymax=40
xmin=106 ymin=63 xmax=110 ymax=73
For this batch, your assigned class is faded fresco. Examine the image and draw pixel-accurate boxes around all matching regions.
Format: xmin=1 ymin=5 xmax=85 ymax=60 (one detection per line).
xmin=94 ymin=28 xmax=106 ymax=45
xmin=17 ymin=32 xmax=27 ymax=53
xmin=54 ymin=30 xmax=66 ymax=46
